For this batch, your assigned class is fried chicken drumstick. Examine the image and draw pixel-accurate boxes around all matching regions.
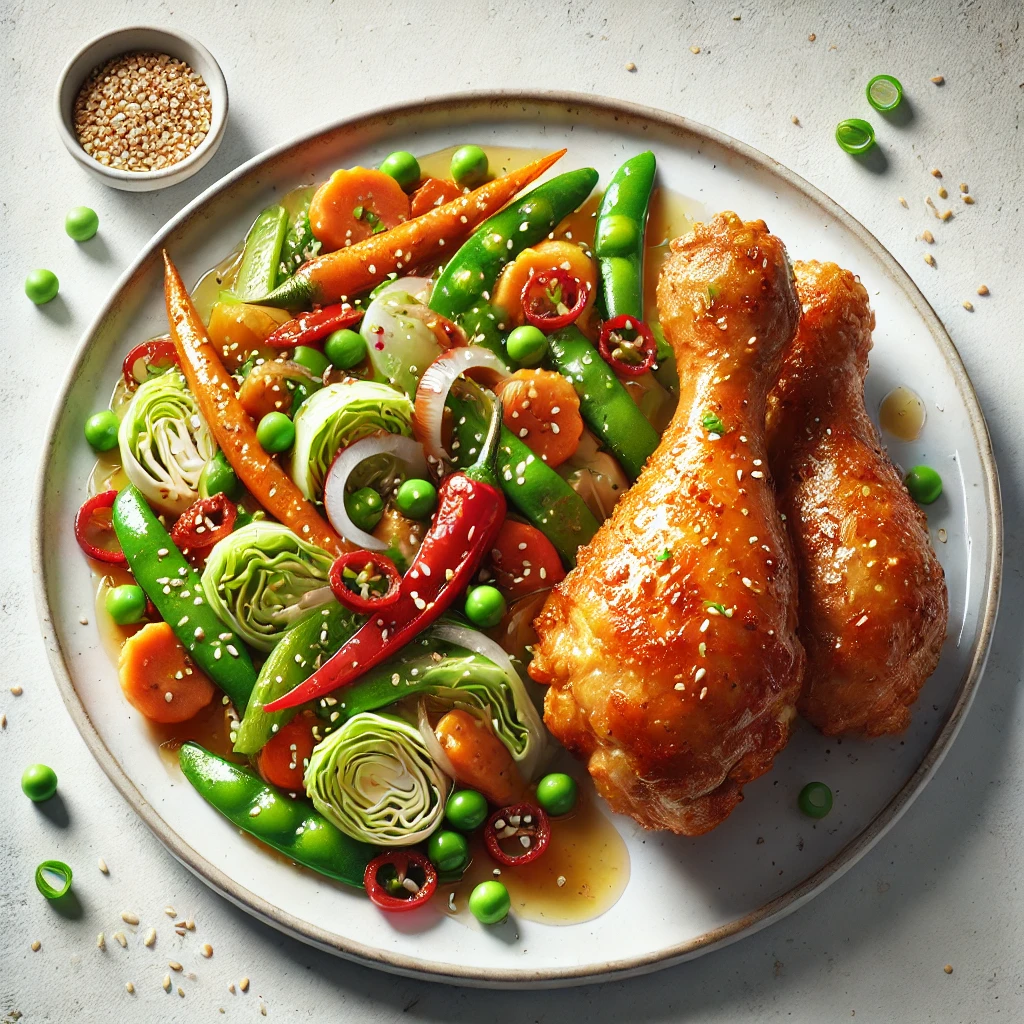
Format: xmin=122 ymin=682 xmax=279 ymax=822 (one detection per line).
xmin=767 ymin=261 xmax=947 ymax=736
xmin=530 ymin=213 xmax=805 ymax=835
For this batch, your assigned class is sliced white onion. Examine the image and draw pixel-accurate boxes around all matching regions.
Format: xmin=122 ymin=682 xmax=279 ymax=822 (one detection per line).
xmin=430 ymin=622 xmax=548 ymax=780
xmin=375 ymin=276 xmax=434 ymax=304
xmin=323 ymin=434 xmax=429 ymax=550
xmin=413 ymin=347 xmax=509 ymax=465
xmin=417 ymin=699 xmax=458 ymax=781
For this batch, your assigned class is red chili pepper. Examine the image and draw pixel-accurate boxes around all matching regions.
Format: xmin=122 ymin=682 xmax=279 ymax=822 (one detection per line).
xmin=122 ymin=338 xmax=179 ymax=390
xmin=169 ymin=494 xmax=237 ymax=555
xmin=484 ymin=802 xmax=550 ymax=867
xmin=329 ymin=551 xmax=402 ymax=614
xmin=264 ymin=396 xmax=508 ymax=713
xmin=75 ymin=490 xmax=128 ymax=565
xmin=521 ymin=268 xmax=588 ymax=333
xmin=597 ymin=315 xmax=657 ymax=377
xmin=265 ymin=303 xmax=364 ymax=348
xmin=363 ymin=850 xmax=437 ymax=912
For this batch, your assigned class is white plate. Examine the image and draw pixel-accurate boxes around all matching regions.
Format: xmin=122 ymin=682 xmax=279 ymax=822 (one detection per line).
xmin=34 ymin=93 xmax=1002 ymax=988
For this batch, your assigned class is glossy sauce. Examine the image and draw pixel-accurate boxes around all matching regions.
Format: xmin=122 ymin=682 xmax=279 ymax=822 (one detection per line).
xmin=879 ymin=385 xmax=926 ymax=441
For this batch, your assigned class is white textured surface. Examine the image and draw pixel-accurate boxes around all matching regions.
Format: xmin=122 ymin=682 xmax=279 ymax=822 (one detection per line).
xmin=1 ymin=1 xmax=1021 ymax=1020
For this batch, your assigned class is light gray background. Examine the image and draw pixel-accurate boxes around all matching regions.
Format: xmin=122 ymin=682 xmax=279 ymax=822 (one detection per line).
xmin=2 ymin=1 xmax=1022 ymax=1020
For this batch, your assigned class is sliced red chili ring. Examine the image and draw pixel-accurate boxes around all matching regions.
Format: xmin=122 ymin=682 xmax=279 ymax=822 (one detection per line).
xmin=597 ymin=314 xmax=657 ymax=377
xmin=484 ymin=802 xmax=550 ymax=867
xmin=169 ymin=493 xmax=237 ymax=555
xmin=521 ymin=268 xmax=588 ymax=333
xmin=122 ymin=338 xmax=179 ymax=390
xmin=363 ymin=850 xmax=437 ymax=912
xmin=328 ymin=551 xmax=402 ymax=614
xmin=265 ymin=303 xmax=363 ymax=349
xmin=75 ymin=490 xmax=128 ymax=565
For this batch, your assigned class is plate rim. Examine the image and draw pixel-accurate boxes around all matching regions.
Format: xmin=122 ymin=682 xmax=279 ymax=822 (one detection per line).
xmin=32 ymin=89 xmax=1004 ymax=988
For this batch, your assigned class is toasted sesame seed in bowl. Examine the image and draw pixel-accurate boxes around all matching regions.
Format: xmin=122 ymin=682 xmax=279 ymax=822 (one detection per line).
xmin=55 ymin=27 xmax=228 ymax=192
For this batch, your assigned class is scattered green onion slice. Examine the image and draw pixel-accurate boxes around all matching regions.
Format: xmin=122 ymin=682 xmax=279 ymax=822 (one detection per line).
xmin=35 ymin=859 xmax=73 ymax=900
xmin=866 ymin=74 xmax=903 ymax=112
xmin=835 ymin=118 xmax=876 ymax=155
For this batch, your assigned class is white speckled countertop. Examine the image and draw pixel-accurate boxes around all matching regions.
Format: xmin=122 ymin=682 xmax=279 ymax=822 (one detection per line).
xmin=2 ymin=1 xmax=1022 ymax=1020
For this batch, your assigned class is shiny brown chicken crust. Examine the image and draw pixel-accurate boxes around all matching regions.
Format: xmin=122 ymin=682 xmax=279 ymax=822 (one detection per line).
xmin=767 ymin=261 xmax=947 ymax=736
xmin=530 ymin=213 xmax=805 ymax=835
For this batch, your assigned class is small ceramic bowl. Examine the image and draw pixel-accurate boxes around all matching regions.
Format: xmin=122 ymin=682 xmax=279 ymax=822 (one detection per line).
xmin=54 ymin=26 xmax=228 ymax=192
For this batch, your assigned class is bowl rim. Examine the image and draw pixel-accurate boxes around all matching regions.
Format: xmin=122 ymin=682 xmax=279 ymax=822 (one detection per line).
xmin=53 ymin=24 xmax=228 ymax=184
xmin=32 ymin=90 xmax=1004 ymax=988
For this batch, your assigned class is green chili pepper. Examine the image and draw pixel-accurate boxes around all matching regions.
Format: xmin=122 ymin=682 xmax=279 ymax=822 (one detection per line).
xmin=179 ymin=742 xmax=373 ymax=887
xmin=233 ymin=603 xmax=361 ymax=755
xmin=429 ymin=168 xmax=599 ymax=321
xmin=594 ymin=151 xmax=656 ymax=321
xmin=447 ymin=385 xmax=599 ymax=566
xmin=112 ymin=485 xmax=257 ymax=709
xmin=544 ymin=326 xmax=659 ymax=480
xmin=235 ymin=205 xmax=289 ymax=301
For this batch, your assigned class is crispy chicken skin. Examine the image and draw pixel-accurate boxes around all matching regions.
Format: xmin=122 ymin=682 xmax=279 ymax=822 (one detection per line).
xmin=767 ymin=261 xmax=947 ymax=736
xmin=530 ymin=213 xmax=805 ymax=835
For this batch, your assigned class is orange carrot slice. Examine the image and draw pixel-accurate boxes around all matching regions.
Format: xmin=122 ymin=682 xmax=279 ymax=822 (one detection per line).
xmin=118 ymin=621 xmax=215 ymax=724
xmin=410 ymin=176 xmax=463 ymax=217
xmin=434 ymin=709 xmax=527 ymax=807
xmin=309 ymin=167 xmax=411 ymax=253
xmin=492 ymin=239 xmax=598 ymax=329
xmin=496 ymin=368 xmax=584 ymax=468
xmin=256 ymin=713 xmax=318 ymax=792
xmin=488 ymin=519 xmax=566 ymax=599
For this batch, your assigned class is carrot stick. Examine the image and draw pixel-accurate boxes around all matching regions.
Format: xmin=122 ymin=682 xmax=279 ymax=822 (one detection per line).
xmin=256 ymin=149 xmax=567 ymax=309
xmin=163 ymin=251 xmax=348 ymax=557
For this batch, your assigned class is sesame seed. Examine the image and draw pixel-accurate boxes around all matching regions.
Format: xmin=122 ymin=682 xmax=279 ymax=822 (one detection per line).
xmin=97 ymin=932 xmax=106 ymax=949
xmin=962 ymin=300 xmax=974 ymax=311
xmin=126 ymin=982 xmax=135 ymax=994
xmin=164 ymin=906 xmax=176 ymax=917
xmin=962 ymin=194 xmax=975 ymax=204
xmin=977 ymin=284 xmax=989 ymax=296
xmin=121 ymin=911 xmax=140 ymax=926
xmin=240 ymin=977 xmax=250 ymax=992
xmin=98 ymin=857 xmax=109 ymax=874
xmin=163 ymin=975 xmax=172 ymax=992
xmin=114 ymin=932 xmax=128 ymax=948
xmin=31 ymin=940 xmax=41 ymax=952
xmin=923 ymin=253 xmax=936 ymax=267
xmin=625 ymin=61 xmax=637 ymax=71
xmin=169 ymin=960 xmax=183 ymax=972
xmin=921 ymin=229 xmax=934 ymax=243
xmin=930 ymin=168 xmax=942 ymax=178
xmin=10 ymin=685 xmax=22 ymax=696
xmin=931 ymin=75 xmax=944 ymax=84
xmin=201 ymin=943 xmax=213 ymax=957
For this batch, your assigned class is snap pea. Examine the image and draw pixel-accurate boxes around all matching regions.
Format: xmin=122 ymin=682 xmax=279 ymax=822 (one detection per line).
xmin=179 ymin=742 xmax=373 ymax=887
xmin=234 ymin=602 xmax=360 ymax=755
xmin=457 ymin=303 xmax=509 ymax=363
xmin=235 ymin=205 xmax=289 ymax=301
xmin=112 ymin=485 xmax=257 ymax=709
xmin=545 ymin=326 xmax=659 ymax=481
xmin=447 ymin=386 xmax=598 ymax=566
xmin=429 ymin=167 xmax=599 ymax=322
xmin=594 ymin=151 xmax=656 ymax=321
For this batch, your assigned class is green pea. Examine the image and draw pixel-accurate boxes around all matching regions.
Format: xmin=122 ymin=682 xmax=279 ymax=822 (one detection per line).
xmin=464 ymin=585 xmax=506 ymax=629
xmin=84 ymin=410 xmax=119 ymax=452
xmin=450 ymin=145 xmax=489 ymax=188
xmin=324 ymin=328 xmax=367 ymax=370
xmin=427 ymin=830 xmax=470 ymax=873
xmin=506 ymin=325 xmax=548 ymax=367
xmin=394 ymin=478 xmax=437 ymax=520
xmin=445 ymin=789 xmax=488 ymax=831
xmin=380 ymin=150 xmax=421 ymax=192
xmin=25 ymin=269 xmax=59 ymax=305
xmin=65 ymin=206 xmax=99 ymax=242
xmin=469 ymin=880 xmax=510 ymax=925
xmin=798 ymin=781 xmax=833 ymax=819
xmin=22 ymin=763 xmax=59 ymax=803
xmin=291 ymin=345 xmax=331 ymax=378
xmin=345 ymin=487 xmax=384 ymax=532
xmin=904 ymin=465 xmax=942 ymax=505
xmin=105 ymin=584 xmax=147 ymax=626
xmin=535 ymin=773 xmax=578 ymax=816
xmin=594 ymin=213 xmax=638 ymax=257
xmin=199 ymin=451 xmax=242 ymax=500
xmin=256 ymin=411 xmax=295 ymax=453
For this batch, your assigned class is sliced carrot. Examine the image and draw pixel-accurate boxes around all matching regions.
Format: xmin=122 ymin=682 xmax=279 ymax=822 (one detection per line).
xmin=491 ymin=239 xmax=597 ymax=329
xmin=237 ymin=359 xmax=317 ymax=419
xmin=262 ymin=150 xmax=567 ymax=309
xmin=256 ymin=712 xmax=318 ymax=792
xmin=118 ymin=621 xmax=215 ymax=724
xmin=410 ymin=176 xmax=463 ymax=217
xmin=163 ymin=251 xmax=347 ymax=557
xmin=495 ymin=368 xmax=584 ymax=468
xmin=207 ymin=302 xmax=292 ymax=370
xmin=488 ymin=519 xmax=566 ymax=599
xmin=434 ymin=709 xmax=527 ymax=807
xmin=309 ymin=167 xmax=411 ymax=254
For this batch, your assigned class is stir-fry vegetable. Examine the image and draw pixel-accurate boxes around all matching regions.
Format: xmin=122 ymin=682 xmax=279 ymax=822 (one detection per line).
xmin=469 ymin=880 xmax=510 ymax=924
xmin=264 ymin=302 xmax=363 ymax=349
xmin=364 ymin=850 xmax=437 ymax=911
xmin=435 ymin=709 xmax=527 ymax=807
xmin=535 ymin=772 xmax=579 ymax=815
xmin=112 ymin=484 xmax=257 ymax=708
xmin=492 ymin=240 xmax=597 ymax=331
xmin=234 ymin=205 xmax=288 ymax=301
xmin=520 ymin=269 xmax=589 ymax=333
xmin=35 ymin=860 xmax=73 ymax=900
xmin=201 ymin=522 xmax=335 ymax=652
xmin=84 ymin=409 xmax=120 ymax=452
xmin=488 ymin=518 xmax=565 ymax=598
xmin=179 ymin=742 xmax=373 ymax=886
xmin=105 ymin=581 xmax=147 ymax=625
xmin=306 ymin=711 xmax=449 ymax=845
xmin=484 ymin=802 xmax=550 ymax=866
xmin=21 ymin=764 xmax=59 ymax=802
xmin=75 ymin=490 xmax=127 ymax=565
xmin=170 ymin=493 xmax=237 ymax=555
xmin=256 ymin=151 xmax=566 ymax=308
xmin=328 ymin=550 xmax=403 ymax=613
xmin=446 ymin=789 xmax=489 ymax=831
xmin=255 ymin=713 xmax=318 ymax=791
xmin=309 ymin=167 xmax=411 ymax=252
xmin=597 ymin=315 xmax=658 ymax=377
xmin=495 ymin=368 xmax=584 ymax=468
xmin=163 ymin=251 xmax=346 ymax=556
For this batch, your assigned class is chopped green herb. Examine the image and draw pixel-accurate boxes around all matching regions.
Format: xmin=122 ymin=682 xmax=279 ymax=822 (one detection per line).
xmin=352 ymin=205 xmax=365 ymax=220
xmin=701 ymin=411 xmax=726 ymax=434
xmin=371 ymin=221 xmax=388 ymax=234
xmin=656 ymin=548 xmax=672 ymax=562
xmin=703 ymin=600 xmax=733 ymax=617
